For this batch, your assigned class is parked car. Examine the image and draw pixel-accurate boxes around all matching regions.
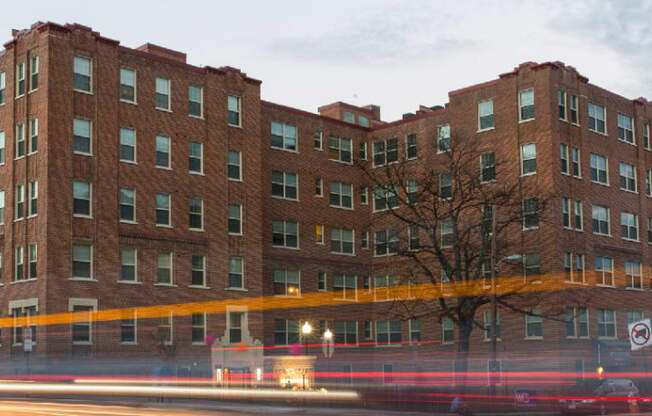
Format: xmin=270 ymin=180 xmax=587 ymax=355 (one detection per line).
xmin=559 ymin=378 xmax=652 ymax=415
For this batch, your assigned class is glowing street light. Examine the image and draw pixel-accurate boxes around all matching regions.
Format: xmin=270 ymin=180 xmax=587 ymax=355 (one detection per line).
xmin=323 ymin=329 xmax=333 ymax=340
xmin=301 ymin=322 xmax=313 ymax=335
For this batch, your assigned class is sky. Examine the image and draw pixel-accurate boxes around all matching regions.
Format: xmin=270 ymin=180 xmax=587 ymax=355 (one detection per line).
xmin=2 ymin=0 xmax=652 ymax=121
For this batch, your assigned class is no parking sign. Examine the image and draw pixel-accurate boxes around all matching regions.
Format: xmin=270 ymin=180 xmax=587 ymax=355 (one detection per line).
xmin=628 ymin=319 xmax=652 ymax=351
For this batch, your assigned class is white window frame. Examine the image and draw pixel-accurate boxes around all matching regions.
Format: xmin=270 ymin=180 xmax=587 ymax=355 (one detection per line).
xmin=524 ymin=309 xmax=543 ymax=339
xmin=73 ymin=118 xmax=92 ymax=156
xmin=571 ymin=147 xmax=581 ymax=178
xmin=590 ymin=153 xmax=609 ymax=186
xmin=227 ymin=95 xmax=241 ymax=127
xmin=155 ymin=77 xmax=171 ymax=111
xmin=189 ymin=85 xmax=204 ymax=118
xmin=520 ymin=143 xmax=537 ymax=176
xmin=595 ymin=256 xmax=614 ymax=287
xmin=597 ymin=309 xmax=616 ymax=339
xmin=28 ymin=180 xmax=37 ymax=217
xmin=189 ymin=197 xmax=204 ymax=231
xmin=73 ymin=56 xmax=92 ymax=94
xmin=477 ymin=99 xmax=494 ymax=131
xmin=329 ymin=181 xmax=353 ymax=209
xmin=619 ymin=162 xmax=637 ymax=193
xmin=155 ymin=193 xmax=171 ymax=227
xmin=69 ymin=298 xmax=97 ymax=345
xmin=119 ymin=67 xmax=137 ymax=104
xmin=592 ymin=205 xmax=611 ymax=236
xmin=227 ymin=150 xmax=242 ymax=181
xmin=625 ymin=260 xmax=642 ymax=290
xmin=621 ymin=211 xmax=639 ymax=242
xmin=560 ymin=143 xmax=569 ymax=175
xmin=28 ymin=118 xmax=38 ymax=155
xmin=228 ymin=257 xmax=244 ymax=289
xmin=15 ymin=184 xmax=25 ymax=220
xmin=333 ymin=274 xmax=357 ymax=301
xmin=120 ymin=309 xmax=138 ymax=345
xmin=119 ymin=248 xmax=138 ymax=283
xmin=518 ymin=89 xmax=535 ymax=122
xmin=15 ymin=62 xmax=25 ymax=98
xmin=15 ymin=122 xmax=25 ymax=159
xmin=617 ymin=113 xmax=635 ymax=145
xmin=438 ymin=124 xmax=451 ymax=152
xmin=331 ymin=228 xmax=355 ymax=255
xmin=120 ymin=187 xmax=136 ymax=223
xmin=227 ymin=203 xmax=243 ymax=235
xmin=272 ymin=171 xmax=299 ymax=201
xmin=155 ymin=252 xmax=174 ymax=286
xmin=73 ymin=181 xmax=92 ymax=218
xmin=588 ymin=102 xmax=606 ymax=135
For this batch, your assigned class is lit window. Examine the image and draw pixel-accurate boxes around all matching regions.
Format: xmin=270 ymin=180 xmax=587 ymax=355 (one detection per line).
xmin=315 ymin=224 xmax=324 ymax=244
xmin=73 ymin=56 xmax=92 ymax=92
xmin=273 ymin=269 xmax=300 ymax=296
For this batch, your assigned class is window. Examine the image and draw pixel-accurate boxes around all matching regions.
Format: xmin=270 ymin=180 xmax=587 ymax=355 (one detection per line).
xmin=361 ymin=231 xmax=369 ymax=249
xmin=29 ymin=118 xmax=37 ymax=154
xmin=11 ymin=302 xmax=37 ymax=345
xmin=315 ymin=178 xmax=323 ymax=197
xmin=647 ymin=170 xmax=652 ymax=196
xmin=331 ymin=228 xmax=354 ymax=254
xmin=228 ymin=312 xmax=244 ymax=343
xmin=120 ymin=68 xmax=136 ymax=102
xmin=227 ymin=95 xmax=241 ymax=126
xmin=359 ymin=141 xmax=367 ymax=160
xmin=617 ymin=113 xmax=634 ymax=144
xmin=566 ymin=308 xmax=588 ymax=338
xmin=29 ymin=55 xmax=39 ymax=91
xmin=314 ymin=131 xmax=322 ymax=150
xmin=590 ymin=153 xmax=608 ymax=184
xmin=441 ymin=220 xmax=454 ymax=247
xmin=120 ymin=310 xmax=136 ymax=344
xmin=358 ymin=115 xmax=369 ymax=127
xmin=73 ymin=118 xmax=91 ymax=154
xmin=522 ymin=197 xmax=539 ymax=229
xmin=119 ymin=128 xmax=136 ymax=162
xmin=272 ymin=171 xmax=298 ymax=200
xmin=120 ymin=188 xmax=135 ymax=222
xmin=480 ymin=152 xmax=496 ymax=182
xmin=15 ymin=62 xmax=25 ymax=97
xmin=645 ymin=123 xmax=651 ymax=149
xmin=227 ymin=203 xmax=242 ymax=235
xmin=73 ymin=181 xmax=91 ymax=217
xmin=558 ymin=90 xmax=566 ymax=120
xmin=374 ymin=275 xmax=396 ymax=300
xmin=191 ymin=255 xmax=206 ymax=286
xmin=409 ymin=319 xmax=421 ymax=343
xmin=595 ymin=256 xmax=614 ymax=286
xmin=442 ymin=317 xmax=455 ymax=343
xmin=15 ymin=184 xmax=24 ymax=220
xmin=14 ymin=246 xmax=24 ymax=281
xmin=408 ymin=224 xmax=419 ymax=251
xmin=0 ymin=72 xmax=5 ymax=104
xmin=621 ymin=212 xmax=638 ymax=241
xmin=318 ymin=272 xmax=326 ymax=291
xmin=520 ymin=143 xmax=536 ymax=175
xmin=0 ymin=190 xmax=5 ymax=223
xmin=627 ymin=311 xmax=644 ymax=326
xmin=406 ymin=133 xmax=417 ymax=159
xmin=363 ymin=320 xmax=373 ymax=340
xmin=273 ymin=269 xmax=300 ymax=296
xmin=227 ymin=150 xmax=241 ymax=180
xmin=334 ymin=321 xmax=357 ymax=344
xmin=329 ymin=181 xmax=352 ymax=208
xmin=478 ymin=100 xmax=494 ymax=130
xmin=155 ymin=78 xmax=170 ymax=110
xmin=71 ymin=303 xmax=95 ymax=344
xmin=588 ymin=102 xmax=606 ymax=134
xmin=333 ymin=274 xmax=356 ymax=300
xmin=592 ymin=205 xmax=610 ymax=235
xmin=519 ymin=90 xmax=534 ymax=121
xmin=373 ymin=184 xmax=398 ymax=211
xmin=73 ymin=56 xmax=91 ymax=92
xmin=271 ymin=122 xmax=297 ymax=151
xmin=360 ymin=187 xmax=368 ymax=205
xmin=560 ymin=143 xmax=569 ymax=174
xmin=156 ymin=252 xmax=173 ymax=284
xmin=343 ymin=111 xmax=354 ymax=123
xmin=406 ymin=179 xmax=418 ymax=204
xmin=189 ymin=197 xmax=203 ymax=230
xmin=72 ymin=244 xmax=92 ymax=279
xmin=439 ymin=172 xmax=452 ymax=199
xmin=272 ymin=220 xmax=298 ymax=248
xmin=315 ymin=224 xmax=324 ymax=244
xmin=438 ymin=124 xmax=451 ymax=152
xmin=597 ymin=309 xmax=616 ymax=338
xmin=157 ymin=313 xmax=173 ymax=345
xmin=525 ymin=309 xmax=542 ymax=338
xmin=524 ymin=253 xmax=540 ymax=280
xmin=619 ymin=162 xmax=637 ymax=192
xmin=191 ymin=313 xmax=206 ymax=344
xmin=569 ymin=94 xmax=578 ymax=124
xmin=625 ymin=260 xmax=642 ymax=289
xmin=274 ymin=320 xmax=299 ymax=345
xmin=15 ymin=122 xmax=25 ymax=158
xmin=28 ymin=180 xmax=37 ymax=217
xmin=120 ymin=248 xmax=137 ymax=282
xmin=574 ymin=200 xmax=583 ymax=231
xmin=155 ymin=135 xmax=170 ymax=168
xmin=483 ymin=311 xmax=501 ymax=340
xmin=0 ymin=131 xmax=5 ymax=163
xmin=328 ymin=136 xmax=352 ymax=163
xmin=155 ymin=193 xmax=171 ymax=226
xmin=372 ymin=138 xmax=398 ymax=166
xmin=564 ymin=252 xmax=585 ymax=283
xmin=374 ymin=229 xmax=399 ymax=256
xmin=228 ymin=257 xmax=244 ymax=289
xmin=571 ymin=147 xmax=581 ymax=177
xmin=562 ymin=198 xmax=570 ymax=228
xmin=188 ymin=142 xmax=203 ymax=174
xmin=188 ymin=85 xmax=203 ymax=117
xmin=376 ymin=320 xmax=401 ymax=344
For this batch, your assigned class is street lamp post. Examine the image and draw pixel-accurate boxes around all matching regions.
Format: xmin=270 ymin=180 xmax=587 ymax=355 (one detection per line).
xmin=300 ymin=322 xmax=312 ymax=390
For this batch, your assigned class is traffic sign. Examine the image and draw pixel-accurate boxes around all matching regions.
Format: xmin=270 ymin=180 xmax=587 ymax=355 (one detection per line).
xmin=628 ymin=319 xmax=652 ymax=351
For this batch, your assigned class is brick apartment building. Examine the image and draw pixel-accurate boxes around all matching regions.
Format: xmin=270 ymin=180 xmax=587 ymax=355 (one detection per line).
xmin=0 ymin=22 xmax=652 ymax=387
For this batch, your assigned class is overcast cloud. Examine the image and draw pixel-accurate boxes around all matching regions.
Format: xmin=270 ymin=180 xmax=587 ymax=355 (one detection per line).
xmin=2 ymin=0 xmax=652 ymax=120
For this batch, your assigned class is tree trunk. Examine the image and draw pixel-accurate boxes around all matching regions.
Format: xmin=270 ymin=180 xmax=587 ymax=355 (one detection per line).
xmin=455 ymin=315 xmax=474 ymax=395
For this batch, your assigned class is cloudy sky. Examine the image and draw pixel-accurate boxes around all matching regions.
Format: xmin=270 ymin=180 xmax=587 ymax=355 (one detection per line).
xmin=2 ymin=0 xmax=651 ymax=121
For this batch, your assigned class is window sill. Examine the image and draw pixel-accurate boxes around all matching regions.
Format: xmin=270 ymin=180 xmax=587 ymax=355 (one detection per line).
xmin=272 ymin=196 xmax=299 ymax=202
xmin=596 ymin=284 xmax=616 ymax=288
xmin=272 ymin=245 xmax=300 ymax=250
xmin=593 ymin=233 xmax=613 ymax=238
xmin=13 ymin=218 xmax=24 ymax=223
xmin=619 ymin=188 xmax=638 ymax=195
xmin=10 ymin=278 xmax=37 ymax=285
xmin=188 ymin=285 xmax=211 ymax=290
xmin=588 ymin=129 xmax=608 ymax=137
xmin=120 ymin=99 xmax=137 ymax=105
xmin=121 ymin=342 xmax=138 ymax=345
xmin=189 ymin=228 xmax=205 ymax=233
xmin=155 ymin=224 xmax=173 ymax=229
xmin=74 ymin=89 xmax=94 ymax=95
xmin=524 ymin=336 xmax=543 ymax=340
xmin=270 ymin=146 xmax=298 ymax=154
xmin=26 ymin=215 xmax=37 ymax=220
xmin=618 ymin=139 xmax=636 ymax=147
xmin=329 ymin=205 xmax=354 ymax=211
xmin=625 ymin=287 xmax=644 ymax=291
xmin=120 ymin=220 xmax=138 ymax=225
xmin=572 ymin=175 xmax=582 ymax=180
xmin=520 ymin=172 xmax=537 ymax=177
xmin=69 ymin=277 xmax=98 ymax=282
xmin=227 ymin=123 xmax=242 ymax=129
xmin=27 ymin=151 xmax=37 ymax=156
xmin=72 ymin=341 xmax=93 ymax=346
xmin=154 ymin=283 xmax=177 ymax=287
xmin=228 ymin=232 xmax=243 ymax=237
xmin=189 ymin=114 xmax=204 ymax=120
xmin=228 ymin=178 xmax=243 ymax=183
xmin=518 ymin=118 xmax=535 ymax=124
xmin=117 ymin=280 xmax=142 ymax=285
xmin=189 ymin=171 xmax=205 ymax=176
xmin=522 ymin=227 xmax=539 ymax=231
xmin=329 ymin=159 xmax=353 ymax=166
xmin=622 ymin=238 xmax=640 ymax=243
xmin=155 ymin=166 xmax=172 ymax=171
xmin=155 ymin=107 xmax=172 ymax=113
xmin=14 ymin=156 xmax=25 ymax=161
xmin=73 ymin=215 xmax=93 ymax=220
xmin=73 ymin=151 xmax=93 ymax=157
xmin=192 ymin=342 xmax=207 ymax=346
xmin=477 ymin=127 xmax=495 ymax=134
xmin=598 ymin=336 xmax=618 ymax=340
xmin=591 ymin=181 xmax=610 ymax=187
xmin=225 ymin=287 xmax=248 ymax=292
xmin=120 ymin=159 xmax=138 ymax=165
xmin=331 ymin=252 xmax=356 ymax=256
xmin=15 ymin=94 xmax=25 ymax=100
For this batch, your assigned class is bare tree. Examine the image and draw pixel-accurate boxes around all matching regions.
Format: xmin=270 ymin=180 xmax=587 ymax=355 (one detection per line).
xmin=357 ymin=133 xmax=562 ymax=385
